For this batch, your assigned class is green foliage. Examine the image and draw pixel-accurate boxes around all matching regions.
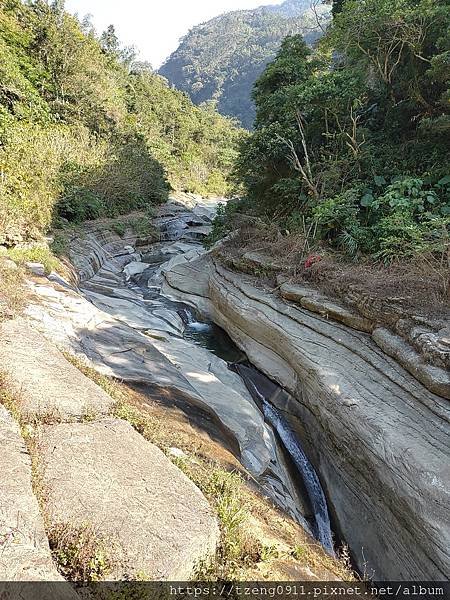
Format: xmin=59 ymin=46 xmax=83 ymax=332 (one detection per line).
xmin=128 ymin=72 xmax=242 ymax=195
xmin=7 ymin=244 xmax=62 ymax=273
xmin=204 ymin=203 xmax=230 ymax=249
xmin=49 ymin=524 xmax=112 ymax=582
xmin=159 ymin=0 xmax=329 ymax=128
xmin=235 ymin=0 xmax=450 ymax=261
xmin=0 ymin=0 xmax=241 ymax=244
xmin=111 ymin=222 xmax=126 ymax=238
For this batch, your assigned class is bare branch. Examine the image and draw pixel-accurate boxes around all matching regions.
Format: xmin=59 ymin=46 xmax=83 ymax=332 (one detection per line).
xmin=276 ymin=114 xmax=320 ymax=200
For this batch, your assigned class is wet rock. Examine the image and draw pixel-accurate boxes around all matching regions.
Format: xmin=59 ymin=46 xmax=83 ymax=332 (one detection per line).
xmin=24 ymin=224 xmax=309 ymax=525
xmin=141 ymin=250 xmax=166 ymax=264
xmin=205 ymin=261 xmax=450 ymax=580
xmin=38 ymin=419 xmax=219 ymax=580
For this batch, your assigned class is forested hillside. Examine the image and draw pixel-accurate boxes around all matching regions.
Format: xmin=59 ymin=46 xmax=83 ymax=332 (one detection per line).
xmin=232 ymin=0 xmax=450 ymax=263
xmin=0 ymin=0 xmax=241 ymax=245
xmin=159 ymin=0 xmax=329 ymax=128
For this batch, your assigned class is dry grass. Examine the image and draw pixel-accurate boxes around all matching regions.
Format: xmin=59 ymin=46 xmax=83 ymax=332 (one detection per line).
xmin=48 ymin=523 xmax=114 ymax=581
xmin=63 ymin=353 xmax=355 ymax=581
xmin=61 ymin=351 xmax=125 ymax=402
xmin=0 ymin=371 xmax=23 ymax=424
xmin=217 ymin=225 xmax=450 ymax=320
xmin=304 ymin=254 xmax=450 ymax=319
xmin=0 ymin=371 xmax=48 ymax=540
xmin=0 ymin=257 xmax=26 ymax=321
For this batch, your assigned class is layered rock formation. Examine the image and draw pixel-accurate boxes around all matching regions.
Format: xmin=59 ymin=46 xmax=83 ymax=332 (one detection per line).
xmin=0 ymin=404 xmax=66 ymax=583
xmin=22 ymin=201 xmax=312 ymax=527
xmin=162 ymin=255 xmax=450 ymax=580
xmin=6 ymin=197 xmax=448 ymax=581
xmin=0 ymin=317 xmax=219 ymax=582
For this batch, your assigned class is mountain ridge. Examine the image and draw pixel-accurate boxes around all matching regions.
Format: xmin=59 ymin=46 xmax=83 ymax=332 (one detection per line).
xmin=159 ymin=0 xmax=329 ymax=128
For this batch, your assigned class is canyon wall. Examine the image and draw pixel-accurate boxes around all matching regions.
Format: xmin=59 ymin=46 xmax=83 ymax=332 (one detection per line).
xmin=163 ymin=256 xmax=450 ymax=580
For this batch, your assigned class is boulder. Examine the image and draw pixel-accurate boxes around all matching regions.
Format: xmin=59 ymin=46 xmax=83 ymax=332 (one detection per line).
xmin=0 ymin=405 xmax=64 ymax=582
xmin=123 ymin=261 xmax=151 ymax=281
xmin=25 ymin=262 xmax=45 ymax=277
xmin=0 ymin=319 xmax=114 ymax=421
xmin=38 ymin=419 xmax=219 ymax=580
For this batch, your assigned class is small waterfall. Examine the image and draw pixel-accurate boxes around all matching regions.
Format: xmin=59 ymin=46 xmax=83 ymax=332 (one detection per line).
xmin=178 ymin=307 xmax=195 ymax=325
xmin=231 ymin=363 xmax=335 ymax=557
xmin=262 ymin=401 xmax=335 ymax=557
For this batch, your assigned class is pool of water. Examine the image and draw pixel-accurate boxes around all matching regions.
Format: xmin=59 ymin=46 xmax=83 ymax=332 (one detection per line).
xmin=131 ymin=254 xmax=335 ymax=554
xmin=179 ymin=306 xmax=246 ymax=364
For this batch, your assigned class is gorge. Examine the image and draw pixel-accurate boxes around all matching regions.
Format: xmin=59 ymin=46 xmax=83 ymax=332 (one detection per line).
xmin=4 ymin=196 xmax=447 ymax=582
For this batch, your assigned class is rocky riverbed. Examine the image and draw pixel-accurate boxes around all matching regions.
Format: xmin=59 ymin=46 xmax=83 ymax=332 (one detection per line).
xmin=2 ymin=195 xmax=449 ymax=582
xmin=163 ymin=250 xmax=450 ymax=580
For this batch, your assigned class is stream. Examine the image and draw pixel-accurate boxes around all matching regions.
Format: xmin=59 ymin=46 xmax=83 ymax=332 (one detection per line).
xmin=79 ymin=200 xmax=335 ymax=556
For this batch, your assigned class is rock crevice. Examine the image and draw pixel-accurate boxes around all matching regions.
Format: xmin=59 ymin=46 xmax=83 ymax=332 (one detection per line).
xmin=162 ymin=255 xmax=450 ymax=580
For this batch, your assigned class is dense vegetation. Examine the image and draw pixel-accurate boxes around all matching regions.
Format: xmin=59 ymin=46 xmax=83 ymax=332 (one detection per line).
xmin=0 ymin=0 xmax=241 ymax=245
xmin=159 ymin=0 xmax=328 ymax=129
xmin=233 ymin=0 xmax=450 ymax=262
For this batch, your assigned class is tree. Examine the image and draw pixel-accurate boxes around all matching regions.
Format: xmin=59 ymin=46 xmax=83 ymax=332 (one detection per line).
xmin=100 ymin=24 xmax=120 ymax=56
xmin=332 ymin=0 xmax=345 ymax=17
xmin=235 ymin=0 xmax=450 ymax=260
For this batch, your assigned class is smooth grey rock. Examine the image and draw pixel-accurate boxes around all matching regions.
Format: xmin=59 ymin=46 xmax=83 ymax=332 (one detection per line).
xmin=161 ymin=254 xmax=215 ymax=320
xmin=25 ymin=262 xmax=45 ymax=277
xmin=123 ymin=261 xmax=149 ymax=280
xmin=280 ymin=282 xmax=374 ymax=333
xmin=24 ymin=224 xmax=309 ymax=525
xmin=38 ymin=419 xmax=219 ymax=580
xmin=0 ymin=319 xmax=114 ymax=420
xmin=372 ymin=327 xmax=450 ymax=399
xmin=182 ymin=225 xmax=212 ymax=239
xmin=0 ymin=405 xmax=64 ymax=582
xmin=205 ymin=261 xmax=450 ymax=580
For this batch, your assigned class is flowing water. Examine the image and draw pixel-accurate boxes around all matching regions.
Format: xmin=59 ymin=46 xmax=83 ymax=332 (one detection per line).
xmin=178 ymin=306 xmax=335 ymax=557
xmin=82 ymin=203 xmax=336 ymax=555
xmin=133 ymin=268 xmax=335 ymax=555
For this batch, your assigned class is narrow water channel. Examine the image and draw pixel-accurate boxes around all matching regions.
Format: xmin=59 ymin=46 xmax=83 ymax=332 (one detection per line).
xmin=79 ymin=203 xmax=336 ymax=556
xmin=131 ymin=262 xmax=335 ymax=556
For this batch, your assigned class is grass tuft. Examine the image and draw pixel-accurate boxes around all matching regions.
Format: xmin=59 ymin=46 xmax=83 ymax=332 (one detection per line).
xmin=0 ymin=258 xmax=26 ymax=321
xmin=7 ymin=245 xmax=61 ymax=274
xmin=48 ymin=523 xmax=113 ymax=581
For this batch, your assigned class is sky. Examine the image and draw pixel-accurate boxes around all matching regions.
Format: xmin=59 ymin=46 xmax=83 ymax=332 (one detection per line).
xmin=65 ymin=0 xmax=284 ymax=69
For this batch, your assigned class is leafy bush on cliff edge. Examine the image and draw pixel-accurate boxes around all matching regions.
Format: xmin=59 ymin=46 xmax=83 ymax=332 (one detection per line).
xmin=234 ymin=0 xmax=450 ymax=262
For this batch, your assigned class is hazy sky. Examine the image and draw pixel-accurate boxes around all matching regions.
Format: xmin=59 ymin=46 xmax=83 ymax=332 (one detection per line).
xmin=65 ymin=0 xmax=284 ymax=68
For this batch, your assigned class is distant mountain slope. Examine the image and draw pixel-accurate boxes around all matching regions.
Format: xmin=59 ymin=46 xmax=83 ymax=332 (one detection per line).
xmin=159 ymin=0 xmax=329 ymax=128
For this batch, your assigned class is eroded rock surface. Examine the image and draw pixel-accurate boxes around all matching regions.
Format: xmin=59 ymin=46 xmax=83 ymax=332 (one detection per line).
xmin=0 ymin=405 xmax=63 ymax=582
xmin=0 ymin=319 xmax=114 ymax=420
xmin=163 ymin=256 xmax=450 ymax=580
xmin=38 ymin=419 xmax=219 ymax=580
xmin=24 ymin=202 xmax=311 ymax=525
